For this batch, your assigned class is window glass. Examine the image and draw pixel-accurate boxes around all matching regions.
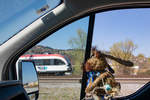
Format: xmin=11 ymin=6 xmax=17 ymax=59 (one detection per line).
xmin=49 ymin=59 xmax=54 ymax=65
xmin=43 ymin=59 xmax=51 ymax=65
xmin=0 ymin=0 xmax=61 ymax=45
xmin=34 ymin=60 xmax=43 ymax=66
xmin=34 ymin=59 xmax=55 ymax=65
xmin=92 ymin=8 xmax=150 ymax=97
xmin=54 ymin=59 xmax=65 ymax=65
xmin=19 ymin=16 xmax=89 ymax=99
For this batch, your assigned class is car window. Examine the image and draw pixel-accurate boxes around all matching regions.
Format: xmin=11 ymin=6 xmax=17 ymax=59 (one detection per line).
xmin=18 ymin=16 xmax=89 ymax=99
xmin=92 ymin=8 xmax=150 ymax=97
xmin=0 ymin=0 xmax=61 ymax=45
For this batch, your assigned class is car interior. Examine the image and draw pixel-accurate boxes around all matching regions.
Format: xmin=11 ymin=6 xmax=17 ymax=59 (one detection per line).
xmin=0 ymin=0 xmax=150 ymax=100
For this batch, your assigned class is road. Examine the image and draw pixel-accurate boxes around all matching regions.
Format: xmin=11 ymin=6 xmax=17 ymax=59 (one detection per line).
xmin=38 ymin=77 xmax=150 ymax=97
xmin=39 ymin=82 xmax=145 ymax=97
xmin=39 ymin=77 xmax=150 ymax=83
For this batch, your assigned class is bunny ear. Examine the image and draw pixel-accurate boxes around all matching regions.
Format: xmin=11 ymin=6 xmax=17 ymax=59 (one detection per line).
xmin=92 ymin=46 xmax=97 ymax=51
xmin=103 ymin=53 xmax=134 ymax=67
xmin=119 ymin=60 xmax=134 ymax=67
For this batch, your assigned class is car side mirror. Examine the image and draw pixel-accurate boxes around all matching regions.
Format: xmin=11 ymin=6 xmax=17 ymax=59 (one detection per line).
xmin=21 ymin=61 xmax=39 ymax=100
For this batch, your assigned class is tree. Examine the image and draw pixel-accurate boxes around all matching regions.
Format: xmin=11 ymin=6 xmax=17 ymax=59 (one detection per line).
xmin=137 ymin=54 xmax=145 ymax=58
xmin=110 ymin=39 xmax=137 ymax=60
xmin=148 ymin=57 xmax=150 ymax=62
xmin=68 ymin=28 xmax=87 ymax=75
xmin=68 ymin=29 xmax=87 ymax=50
xmin=110 ymin=39 xmax=137 ymax=75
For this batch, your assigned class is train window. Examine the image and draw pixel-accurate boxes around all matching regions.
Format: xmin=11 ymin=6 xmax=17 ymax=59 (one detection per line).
xmin=34 ymin=59 xmax=52 ymax=66
xmin=19 ymin=16 xmax=89 ymax=99
xmin=54 ymin=59 xmax=65 ymax=65
xmin=34 ymin=60 xmax=42 ymax=66
xmin=91 ymin=8 xmax=150 ymax=98
xmin=49 ymin=59 xmax=54 ymax=65
xmin=43 ymin=59 xmax=51 ymax=65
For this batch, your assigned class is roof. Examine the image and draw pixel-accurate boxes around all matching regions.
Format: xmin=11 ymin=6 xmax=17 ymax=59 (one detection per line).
xmin=20 ymin=54 xmax=65 ymax=58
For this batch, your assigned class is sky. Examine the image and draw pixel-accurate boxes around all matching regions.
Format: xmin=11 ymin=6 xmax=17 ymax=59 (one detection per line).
xmin=39 ymin=8 xmax=150 ymax=57
xmin=38 ymin=17 xmax=89 ymax=49
xmin=0 ymin=1 xmax=150 ymax=57
xmin=93 ymin=9 xmax=150 ymax=57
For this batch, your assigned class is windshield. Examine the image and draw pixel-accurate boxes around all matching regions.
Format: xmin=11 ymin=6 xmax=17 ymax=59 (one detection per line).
xmin=0 ymin=0 xmax=61 ymax=45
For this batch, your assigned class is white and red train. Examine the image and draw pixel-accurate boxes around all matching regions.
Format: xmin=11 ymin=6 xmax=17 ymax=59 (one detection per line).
xmin=17 ymin=54 xmax=72 ymax=74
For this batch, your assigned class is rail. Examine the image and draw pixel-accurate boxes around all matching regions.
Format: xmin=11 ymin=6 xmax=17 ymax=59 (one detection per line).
xmin=39 ymin=77 xmax=150 ymax=83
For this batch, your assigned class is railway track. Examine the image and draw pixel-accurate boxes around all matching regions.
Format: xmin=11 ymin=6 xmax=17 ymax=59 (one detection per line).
xmin=39 ymin=77 xmax=150 ymax=83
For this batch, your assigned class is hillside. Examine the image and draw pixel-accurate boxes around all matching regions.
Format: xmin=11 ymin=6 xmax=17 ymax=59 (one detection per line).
xmin=24 ymin=45 xmax=150 ymax=76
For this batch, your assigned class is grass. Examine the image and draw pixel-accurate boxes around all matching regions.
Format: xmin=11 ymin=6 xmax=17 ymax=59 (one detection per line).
xmin=38 ymin=87 xmax=81 ymax=100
